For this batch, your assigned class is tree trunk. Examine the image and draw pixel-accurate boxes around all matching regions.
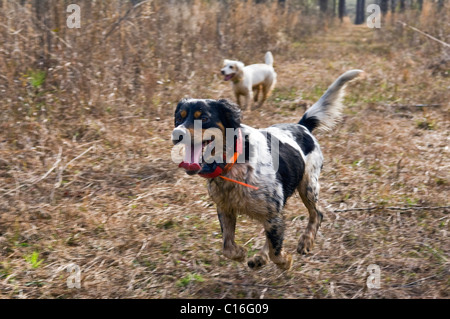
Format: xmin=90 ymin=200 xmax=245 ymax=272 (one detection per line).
xmin=391 ymin=0 xmax=396 ymax=13
xmin=399 ymin=0 xmax=405 ymax=12
xmin=355 ymin=0 xmax=365 ymax=25
xmin=380 ymin=0 xmax=388 ymax=15
xmin=34 ymin=0 xmax=52 ymax=69
xmin=319 ymin=0 xmax=328 ymax=13
xmin=416 ymin=0 xmax=423 ymax=11
xmin=338 ymin=0 xmax=346 ymax=22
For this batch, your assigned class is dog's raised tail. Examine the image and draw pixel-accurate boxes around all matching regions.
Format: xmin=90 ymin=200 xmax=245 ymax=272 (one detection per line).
xmin=265 ymin=51 xmax=274 ymax=66
xmin=299 ymin=69 xmax=363 ymax=132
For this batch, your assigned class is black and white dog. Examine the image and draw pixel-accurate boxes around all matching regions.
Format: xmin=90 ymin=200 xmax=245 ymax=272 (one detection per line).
xmin=172 ymin=70 xmax=362 ymax=270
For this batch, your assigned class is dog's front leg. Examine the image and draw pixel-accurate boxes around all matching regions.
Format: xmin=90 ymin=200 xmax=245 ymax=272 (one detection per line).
xmin=217 ymin=209 xmax=246 ymax=262
xmin=253 ymin=85 xmax=261 ymax=102
xmin=235 ymin=94 xmax=242 ymax=108
xmin=245 ymin=90 xmax=253 ymax=111
xmin=257 ymin=85 xmax=269 ymax=108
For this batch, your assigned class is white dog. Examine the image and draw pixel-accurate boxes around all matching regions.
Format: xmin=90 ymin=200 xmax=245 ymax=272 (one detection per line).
xmin=221 ymin=51 xmax=277 ymax=111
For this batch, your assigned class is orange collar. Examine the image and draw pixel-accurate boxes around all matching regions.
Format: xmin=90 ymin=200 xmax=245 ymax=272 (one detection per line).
xmin=198 ymin=128 xmax=258 ymax=190
xmin=219 ymin=128 xmax=258 ymax=190
xmin=219 ymin=175 xmax=259 ymax=190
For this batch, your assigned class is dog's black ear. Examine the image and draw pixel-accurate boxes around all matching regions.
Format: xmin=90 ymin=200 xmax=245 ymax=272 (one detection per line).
xmin=175 ymin=98 xmax=188 ymax=114
xmin=214 ymin=99 xmax=241 ymax=129
xmin=174 ymin=98 xmax=188 ymax=126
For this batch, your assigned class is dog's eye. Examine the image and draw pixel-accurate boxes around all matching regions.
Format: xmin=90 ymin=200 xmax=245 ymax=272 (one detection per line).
xmin=175 ymin=116 xmax=182 ymax=125
xmin=201 ymin=117 xmax=209 ymax=123
xmin=230 ymin=66 xmax=234 ymax=69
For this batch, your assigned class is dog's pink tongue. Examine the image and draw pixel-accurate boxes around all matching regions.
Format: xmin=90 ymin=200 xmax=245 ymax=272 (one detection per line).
xmin=179 ymin=144 xmax=202 ymax=172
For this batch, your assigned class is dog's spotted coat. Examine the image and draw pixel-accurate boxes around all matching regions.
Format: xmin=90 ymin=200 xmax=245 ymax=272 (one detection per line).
xmin=172 ymin=70 xmax=362 ymax=270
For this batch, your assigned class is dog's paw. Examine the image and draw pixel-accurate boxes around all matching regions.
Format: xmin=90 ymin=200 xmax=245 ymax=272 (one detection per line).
xmin=275 ymin=253 xmax=293 ymax=271
xmin=297 ymin=233 xmax=315 ymax=255
xmin=224 ymin=245 xmax=247 ymax=262
xmin=247 ymin=255 xmax=268 ymax=270
xmin=233 ymin=246 xmax=247 ymax=262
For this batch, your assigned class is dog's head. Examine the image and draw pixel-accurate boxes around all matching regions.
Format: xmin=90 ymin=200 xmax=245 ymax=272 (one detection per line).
xmin=221 ymin=59 xmax=244 ymax=81
xmin=172 ymin=98 xmax=241 ymax=176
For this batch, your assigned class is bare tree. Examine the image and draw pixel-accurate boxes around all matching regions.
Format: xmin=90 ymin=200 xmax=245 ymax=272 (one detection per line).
xmin=391 ymin=0 xmax=397 ymax=13
xmin=278 ymin=0 xmax=286 ymax=8
xmin=34 ymin=0 xmax=52 ymax=69
xmin=355 ymin=0 xmax=365 ymax=25
xmin=417 ymin=0 xmax=423 ymax=11
xmin=319 ymin=0 xmax=328 ymax=14
xmin=399 ymin=0 xmax=405 ymax=12
xmin=338 ymin=0 xmax=346 ymax=22
xmin=380 ymin=0 xmax=389 ymax=15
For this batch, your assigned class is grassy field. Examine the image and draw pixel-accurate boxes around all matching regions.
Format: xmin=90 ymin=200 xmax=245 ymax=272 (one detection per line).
xmin=0 ymin=1 xmax=449 ymax=299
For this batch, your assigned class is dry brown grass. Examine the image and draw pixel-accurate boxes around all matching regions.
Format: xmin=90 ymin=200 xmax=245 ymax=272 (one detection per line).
xmin=0 ymin=1 xmax=449 ymax=299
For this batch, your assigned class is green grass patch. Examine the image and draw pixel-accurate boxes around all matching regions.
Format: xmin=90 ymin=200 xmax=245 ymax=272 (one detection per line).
xmin=27 ymin=70 xmax=46 ymax=88
xmin=176 ymin=273 xmax=205 ymax=287
xmin=24 ymin=251 xmax=44 ymax=269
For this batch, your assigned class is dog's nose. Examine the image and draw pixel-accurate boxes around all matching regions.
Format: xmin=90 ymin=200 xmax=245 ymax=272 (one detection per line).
xmin=221 ymin=70 xmax=225 ymax=75
xmin=171 ymin=126 xmax=188 ymax=145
